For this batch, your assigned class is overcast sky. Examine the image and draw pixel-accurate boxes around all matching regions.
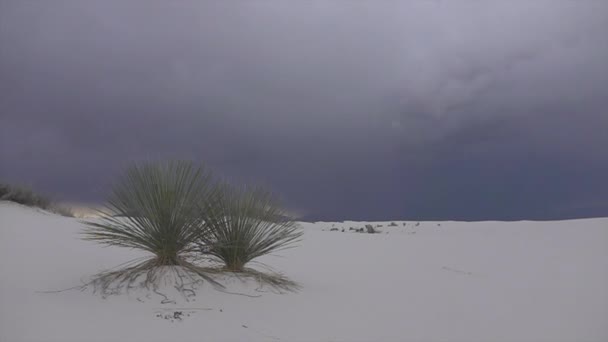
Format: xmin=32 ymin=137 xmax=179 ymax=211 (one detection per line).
xmin=1 ymin=1 xmax=607 ymax=221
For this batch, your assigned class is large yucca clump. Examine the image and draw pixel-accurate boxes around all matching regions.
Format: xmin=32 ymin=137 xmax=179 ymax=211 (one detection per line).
xmin=82 ymin=161 xmax=220 ymax=294
xmin=199 ymin=185 xmax=302 ymax=273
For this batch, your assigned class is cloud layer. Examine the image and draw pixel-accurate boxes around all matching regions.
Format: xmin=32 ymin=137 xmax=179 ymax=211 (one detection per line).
xmin=1 ymin=1 xmax=607 ymax=220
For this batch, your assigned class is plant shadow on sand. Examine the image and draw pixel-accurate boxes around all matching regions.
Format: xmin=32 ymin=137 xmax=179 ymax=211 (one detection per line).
xmin=48 ymin=257 xmax=300 ymax=302
xmin=39 ymin=260 xmax=299 ymax=322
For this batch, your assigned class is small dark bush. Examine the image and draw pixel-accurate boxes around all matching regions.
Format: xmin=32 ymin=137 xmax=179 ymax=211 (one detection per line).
xmin=0 ymin=183 xmax=51 ymax=208
xmin=0 ymin=183 xmax=73 ymax=216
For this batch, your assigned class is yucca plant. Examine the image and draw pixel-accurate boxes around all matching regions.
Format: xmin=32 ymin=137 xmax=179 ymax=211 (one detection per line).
xmin=198 ymin=185 xmax=303 ymax=273
xmin=82 ymin=161 xmax=222 ymax=295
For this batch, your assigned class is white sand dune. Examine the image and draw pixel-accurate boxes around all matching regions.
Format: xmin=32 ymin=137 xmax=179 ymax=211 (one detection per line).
xmin=1 ymin=201 xmax=607 ymax=342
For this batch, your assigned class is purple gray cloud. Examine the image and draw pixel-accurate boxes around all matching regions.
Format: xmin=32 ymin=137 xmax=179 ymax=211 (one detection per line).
xmin=1 ymin=0 xmax=607 ymax=220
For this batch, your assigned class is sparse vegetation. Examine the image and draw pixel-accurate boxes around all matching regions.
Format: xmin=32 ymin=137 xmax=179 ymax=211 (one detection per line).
xmin=81 ymin=160 xmax=302 ymax=295
xmin=0 ymin=183 xmax=73 ymax=217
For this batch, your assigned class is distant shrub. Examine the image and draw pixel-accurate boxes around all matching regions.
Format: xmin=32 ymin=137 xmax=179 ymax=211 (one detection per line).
xmin=0 ymin=183 xmax=73 ymax=217
xmin=49 ymin=205 xmax=74 ymax=217
xmin=0 ymin=183 xmax=51 ymax=208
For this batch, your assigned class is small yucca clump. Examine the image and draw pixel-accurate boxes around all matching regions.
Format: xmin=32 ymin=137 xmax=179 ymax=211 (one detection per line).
xmin=199 ymin=185 xmax=302 ymax=273
xmin=82 ymin=161 xmax=221 ymax=295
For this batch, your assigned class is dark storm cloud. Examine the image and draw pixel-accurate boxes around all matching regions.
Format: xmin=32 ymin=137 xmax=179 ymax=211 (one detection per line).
xmin=1 ymin=1 xmax=607 ymax=220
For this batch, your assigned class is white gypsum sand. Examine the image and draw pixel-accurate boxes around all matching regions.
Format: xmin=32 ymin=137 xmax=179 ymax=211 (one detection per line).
xmin=1 ymin=201 xmax=607 ymax=342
